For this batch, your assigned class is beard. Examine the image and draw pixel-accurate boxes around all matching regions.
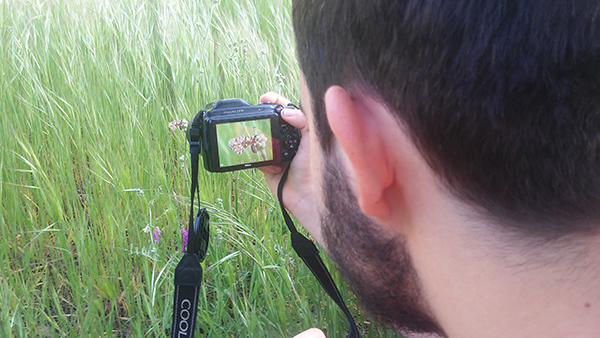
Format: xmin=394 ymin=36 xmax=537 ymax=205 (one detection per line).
xmin=320 ymin=160 xmax=445 ymax=336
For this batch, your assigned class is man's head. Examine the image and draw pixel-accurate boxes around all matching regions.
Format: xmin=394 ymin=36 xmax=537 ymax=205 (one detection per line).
xmin=294 ymin=0 xmax=600 ymax=237
xmin=292 ymin=0 xmax=600 ymax=334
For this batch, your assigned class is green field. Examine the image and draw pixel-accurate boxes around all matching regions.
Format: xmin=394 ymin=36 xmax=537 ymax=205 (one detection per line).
xmin=0 ymin=0 xmax=398 ymax=336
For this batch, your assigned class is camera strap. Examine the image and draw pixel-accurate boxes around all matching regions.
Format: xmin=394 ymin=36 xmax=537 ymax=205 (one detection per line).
xmin=277 ymin=165 xmax=360 ymax=338
xmin=172 ymin=108 xmax=358 ymax=337
xmin=171 ymin=135 xmax=210 ymax=338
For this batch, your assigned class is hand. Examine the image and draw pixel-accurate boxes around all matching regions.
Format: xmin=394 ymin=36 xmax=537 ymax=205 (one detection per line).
xmin=258 ymin=92 xmax=322 ymax=243
xmin=293 ymin=328 xmax=326 ymax=338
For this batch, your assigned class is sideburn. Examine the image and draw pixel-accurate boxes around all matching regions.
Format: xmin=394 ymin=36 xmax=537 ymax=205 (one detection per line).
xmin=321 ymin=161 xmax=445 ymax=335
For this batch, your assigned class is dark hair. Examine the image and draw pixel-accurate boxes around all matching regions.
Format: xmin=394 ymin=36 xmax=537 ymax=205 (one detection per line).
xmin=293 ymin=0 xmax=600 ymax=238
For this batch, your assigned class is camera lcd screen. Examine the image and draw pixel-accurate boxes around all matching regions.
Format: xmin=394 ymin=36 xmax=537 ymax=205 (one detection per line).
xmin=216 ymin=118 xmax=274 ymax=168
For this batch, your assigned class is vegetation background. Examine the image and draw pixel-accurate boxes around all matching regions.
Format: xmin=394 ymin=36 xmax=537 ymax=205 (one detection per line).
xmin=0 ymin=0 xmax=399 ymax=336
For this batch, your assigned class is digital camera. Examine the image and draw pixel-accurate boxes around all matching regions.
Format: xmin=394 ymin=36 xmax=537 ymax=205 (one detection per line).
xmin=188 ymin=99 xmax=300 ymax=172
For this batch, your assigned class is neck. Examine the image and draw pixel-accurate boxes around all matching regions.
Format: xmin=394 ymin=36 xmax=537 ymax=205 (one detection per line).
xmin=408 ymin=201 xmax=600 ymax=337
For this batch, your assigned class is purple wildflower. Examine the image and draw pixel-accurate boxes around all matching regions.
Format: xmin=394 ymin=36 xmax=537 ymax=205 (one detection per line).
xmin=180 ymin=227 xmax=189 ymax=253
xmin=152 ymin=227 xmax=162 ymax=243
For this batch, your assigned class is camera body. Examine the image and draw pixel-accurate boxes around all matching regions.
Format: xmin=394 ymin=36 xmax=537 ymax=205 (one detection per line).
xmin=188 ymin=99 xmax=300 ymax=172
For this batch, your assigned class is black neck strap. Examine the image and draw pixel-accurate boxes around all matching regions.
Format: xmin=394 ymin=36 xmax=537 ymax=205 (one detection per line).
xmin=277 ymin=165 xmax=360 ymax=338
xmin=172 ymin=114 xmax=359 ymax=337
xmin=171 ymin=138 xmax=209 ymax=338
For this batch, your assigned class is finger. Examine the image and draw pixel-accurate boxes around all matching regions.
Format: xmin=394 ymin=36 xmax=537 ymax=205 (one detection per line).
xmin=260 ymin=92 xmax=291 ymax=106
xmin=258 ymin=164 xmax=283 ymax=174
xmin=281 ymin=107 xmax=308 ymax=131
xmin=257 ymin=168 xmax=283 ymax=197
xmin=293 ymin=328 xmax=326 ymax=338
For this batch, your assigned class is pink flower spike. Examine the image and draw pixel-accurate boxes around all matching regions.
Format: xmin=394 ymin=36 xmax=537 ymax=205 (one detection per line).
xmin=152 ymin=227 xmax=162 ymax=243
xmin=180 ymin=227 xmax=189 ymax=253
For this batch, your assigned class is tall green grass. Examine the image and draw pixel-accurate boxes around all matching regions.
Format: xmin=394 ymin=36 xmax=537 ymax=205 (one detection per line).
xmin=0 ymin=0 xmax=398 ymax=336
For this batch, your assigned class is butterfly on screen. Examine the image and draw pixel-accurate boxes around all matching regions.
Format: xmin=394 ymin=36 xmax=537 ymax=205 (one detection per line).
xmin=228 ymin=133 xmax=268 ymax=155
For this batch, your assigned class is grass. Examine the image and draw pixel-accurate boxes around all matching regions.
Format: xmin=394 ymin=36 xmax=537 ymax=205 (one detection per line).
xmin=0 ymin=0 xmax=399 ymax=336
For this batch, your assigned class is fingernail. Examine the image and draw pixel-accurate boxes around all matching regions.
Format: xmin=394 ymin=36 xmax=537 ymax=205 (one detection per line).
xmin=282 ymin=108 xmax=294 ymax=117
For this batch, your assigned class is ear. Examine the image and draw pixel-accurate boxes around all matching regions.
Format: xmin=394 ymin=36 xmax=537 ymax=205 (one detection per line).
xmin=324 ymin=86 xmax=395 ymax=219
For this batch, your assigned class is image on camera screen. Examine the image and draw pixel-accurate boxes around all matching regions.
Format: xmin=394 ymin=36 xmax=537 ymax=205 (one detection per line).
xmin=216 ymin=118 xmax=273 ymax=168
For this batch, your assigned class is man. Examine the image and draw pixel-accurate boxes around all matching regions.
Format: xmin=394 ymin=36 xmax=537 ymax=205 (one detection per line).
xmin=260 ymin=0 xmax=600 ymax=337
